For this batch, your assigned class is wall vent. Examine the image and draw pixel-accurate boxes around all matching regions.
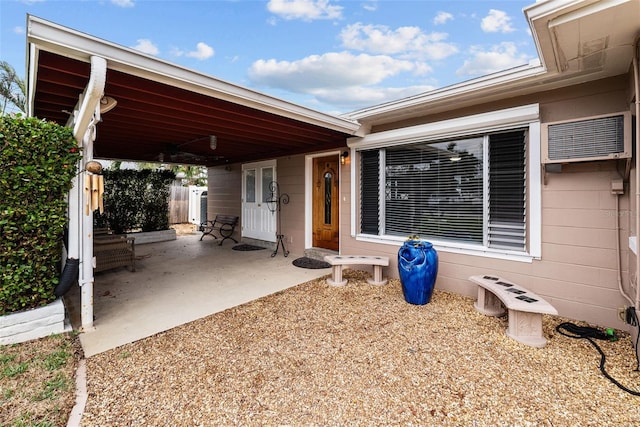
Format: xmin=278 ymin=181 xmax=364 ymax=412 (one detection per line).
xmin=541 ymin=112 xmax=631 ymax=164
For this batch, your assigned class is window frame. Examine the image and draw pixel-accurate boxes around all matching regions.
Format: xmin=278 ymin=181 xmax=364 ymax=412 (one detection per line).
xmin=347 ymin=104 xmax=541 ymax=263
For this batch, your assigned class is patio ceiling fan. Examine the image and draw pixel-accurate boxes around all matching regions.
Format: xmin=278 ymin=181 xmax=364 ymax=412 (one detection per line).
xmin=157 ymin=135 xmax=223 ymax=164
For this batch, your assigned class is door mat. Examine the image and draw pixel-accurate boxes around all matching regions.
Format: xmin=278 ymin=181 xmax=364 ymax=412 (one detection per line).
xmin=292 ymin=257 xmax=331 ymax=269
xmin=232 ymin=244 xmax=266 ymax=251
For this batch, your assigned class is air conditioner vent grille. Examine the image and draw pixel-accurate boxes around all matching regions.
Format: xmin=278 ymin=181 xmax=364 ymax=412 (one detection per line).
xmin=547 ymin=115 xmax=624 ymax=161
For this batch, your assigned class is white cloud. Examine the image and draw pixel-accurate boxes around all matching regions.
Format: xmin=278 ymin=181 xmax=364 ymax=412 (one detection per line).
xmin=111 ymin=0 xmax=134 ymax=7
xmin=413 ymin=62 xmax=433 ymax=75
xmin=132 ymin=39 xmax=159 ymax=55
xmin=362 ymin=1 xmax=378 ymax=12
xmin=267 ymin=0 xmax=342 ymax=21
xmin=248 ymin=51 xmax=416 ymax=92
xmin=339 ymin=23 xmax=457 ymax=60
xmin=433 ymin=11 xmax=453 ymax=25
xmin=170 ymin=43 xmax=214 ymax=60
xmin=481 ymin=9 xmax=515 ymax=33
xmin=186 ymin=42 xmax=215 ymax=60
xmin=312 ymin=84 xmax=436 ymax=110
xmin=456 ymin=42 xmax=530 ymax=76
xmin=13 ymin=26 xmax=25 ymax=35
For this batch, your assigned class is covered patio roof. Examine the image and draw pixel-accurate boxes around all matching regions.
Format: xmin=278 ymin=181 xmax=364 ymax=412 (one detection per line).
xmin=27 ymin=16 xmax=362 ymax=167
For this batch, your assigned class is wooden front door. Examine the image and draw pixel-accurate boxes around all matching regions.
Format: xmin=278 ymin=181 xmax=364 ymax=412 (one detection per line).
xmin=312 ymin=156 xmax=339 ymax=250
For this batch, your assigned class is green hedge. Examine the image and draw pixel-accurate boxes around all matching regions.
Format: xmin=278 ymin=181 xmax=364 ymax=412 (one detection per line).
xmin=0 ymin=116 xmax=82 ymax=315
xmin=94 ymin=169 xmax=176 ymax=234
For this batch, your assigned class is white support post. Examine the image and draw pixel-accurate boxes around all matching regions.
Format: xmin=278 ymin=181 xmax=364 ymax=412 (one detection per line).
xmin=72 ymin=55 xmax=107 ymax=332
xmin=79 ymin=122 xmax=97 ymax=332
xmin=67 ymin=173 xmax=81 ymax=259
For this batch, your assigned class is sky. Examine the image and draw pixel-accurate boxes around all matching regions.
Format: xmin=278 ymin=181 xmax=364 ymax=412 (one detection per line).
xmin=0 ymin=0 xmax=540 ymax=115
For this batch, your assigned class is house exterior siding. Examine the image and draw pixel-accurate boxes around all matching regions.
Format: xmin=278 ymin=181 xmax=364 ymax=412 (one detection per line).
xmin=342 ymin=74 xmax=636 ymax=331
xmin=206 ymin=166 xmax=243 ymax=243
xmin=274 ymin=154 xmax=307 ymax=252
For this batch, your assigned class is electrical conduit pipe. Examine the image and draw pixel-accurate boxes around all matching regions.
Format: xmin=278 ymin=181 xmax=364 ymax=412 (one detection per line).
xmin=634 ymin=36 xmax=640 ymax=314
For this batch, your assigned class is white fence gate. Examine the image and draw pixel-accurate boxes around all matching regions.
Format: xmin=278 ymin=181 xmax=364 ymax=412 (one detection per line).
xmin=188 ymin=186 xmax=207 ymax=225
xmin=169 ymin=185 xmax=207 ymax=224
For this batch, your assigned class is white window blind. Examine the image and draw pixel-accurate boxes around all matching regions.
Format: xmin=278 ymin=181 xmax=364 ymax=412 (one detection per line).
xmin=384 ymin=138 xmax=484 ymax=243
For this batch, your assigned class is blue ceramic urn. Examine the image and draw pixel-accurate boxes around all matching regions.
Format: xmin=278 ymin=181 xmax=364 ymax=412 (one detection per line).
xmin=398 ymin=239 xmax=438 ymax=305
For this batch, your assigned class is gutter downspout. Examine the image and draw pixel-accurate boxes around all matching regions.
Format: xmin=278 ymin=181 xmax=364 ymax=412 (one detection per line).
xmin=69 ymin=55 xmax=107 ymax=331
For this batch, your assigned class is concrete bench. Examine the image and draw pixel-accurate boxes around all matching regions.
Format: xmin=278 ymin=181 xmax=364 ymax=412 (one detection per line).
xmin=469 ymin=275 xmax=558 ymax=348
xmin=324 ymin=255 xmax=389 ymax=286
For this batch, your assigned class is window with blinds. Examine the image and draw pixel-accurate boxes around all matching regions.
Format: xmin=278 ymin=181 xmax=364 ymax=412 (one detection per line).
xmin=360 ymin=129 xmax=527 ymax=252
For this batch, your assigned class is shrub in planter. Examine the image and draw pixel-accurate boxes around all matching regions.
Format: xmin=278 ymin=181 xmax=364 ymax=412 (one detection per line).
xmin=94 ymin=169 xmax=175 ymax=233
xmin=140 ymin=170 xmax=174 ymax=232
xmin=0 ymin=116 xmax=81 ymax=315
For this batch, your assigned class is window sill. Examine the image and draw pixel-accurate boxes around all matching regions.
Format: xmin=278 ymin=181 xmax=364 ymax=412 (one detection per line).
xmin=355 ymin=234 xmax=535 ymax=263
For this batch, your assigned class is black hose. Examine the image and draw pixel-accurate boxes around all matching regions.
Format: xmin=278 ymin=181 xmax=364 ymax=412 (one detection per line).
xmin=624 ymin=307 xmax=640 ymax=372
xmin=54 ymin=258 xmax=79 ymax=297
xmin=556 ymin=322 xmax=640 ymax=396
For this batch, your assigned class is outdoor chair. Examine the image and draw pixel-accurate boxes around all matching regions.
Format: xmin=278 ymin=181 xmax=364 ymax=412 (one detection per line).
xmin=93 ymin=234 xmax=136 ymax=273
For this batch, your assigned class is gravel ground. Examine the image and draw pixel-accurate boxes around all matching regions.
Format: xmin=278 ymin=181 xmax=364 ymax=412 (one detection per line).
xmin=82 ymin=270 xmax=640 ymax=426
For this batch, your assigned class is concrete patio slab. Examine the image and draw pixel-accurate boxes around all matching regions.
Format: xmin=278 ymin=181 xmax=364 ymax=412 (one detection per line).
xmin=64 ymin=233 xmax=330 ymax=357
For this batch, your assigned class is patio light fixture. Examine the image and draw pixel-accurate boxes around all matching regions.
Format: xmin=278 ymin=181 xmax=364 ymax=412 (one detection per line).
xmin=340 ymin=151 xmax=349 ymax=165
xmin=99 ymin=96 xmax=117 ymax=114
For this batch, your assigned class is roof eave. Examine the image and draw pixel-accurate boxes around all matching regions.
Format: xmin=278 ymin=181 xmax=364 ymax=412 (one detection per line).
xmin=344 ymin=62 xmax=548 ymax=122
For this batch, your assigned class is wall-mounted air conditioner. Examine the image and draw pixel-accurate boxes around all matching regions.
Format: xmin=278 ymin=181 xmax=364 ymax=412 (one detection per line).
xmin=541 ymin=111 xmax=632 ymax=164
